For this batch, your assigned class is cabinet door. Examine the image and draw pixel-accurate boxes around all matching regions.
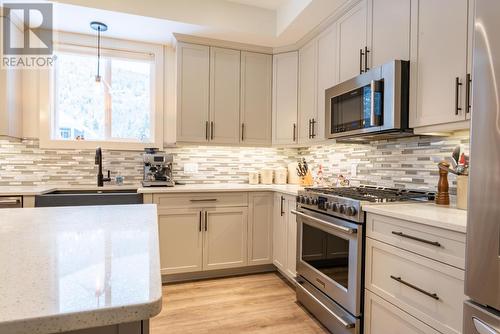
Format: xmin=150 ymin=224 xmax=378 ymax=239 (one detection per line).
xmin=240 ymin=52 xmax=272 ymax=145
xmin=272 ymin=51 xmax=298 ymax=145
xmin=203 ymin=207 xmax=248 ymax=270
xmin=409 ymin=0 xmax=469 ymax=128
xmin=272 ymin=193 xmax=287 ymax=271
xmin=209 ymin=47 xmax=241 ymax=144
xmin=336 ymin=0 xmax=368 ymax=82
xmin=285 ymin=196 xmax=297 ymax=279
xmin=368 ymin=0 xmax=411 ymax=69
xmin=298 ymin=39 xmax=318 ymax=145
xmin=0 ymin=16 xmax=22 ymax=138
xmin=247 ymin=192 xmax=273 ymax=265
xmin=157 ymin=208 xmax=203 ymax=275
xmin=364 ymin=290 xmax=440 ymax=334
xmin=316 ymin=24 xmax=337 ymax=142
xmin=176 ymin=43 xmax=210 ymax=143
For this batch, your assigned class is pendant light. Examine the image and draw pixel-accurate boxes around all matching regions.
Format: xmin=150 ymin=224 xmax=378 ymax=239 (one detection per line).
xmin=90 ymin=21 xmax=108 ymax=83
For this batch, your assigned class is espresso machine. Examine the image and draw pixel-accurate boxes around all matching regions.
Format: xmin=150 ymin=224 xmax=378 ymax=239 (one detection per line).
xmin=142 ymin=148 xmax=175 ymax=187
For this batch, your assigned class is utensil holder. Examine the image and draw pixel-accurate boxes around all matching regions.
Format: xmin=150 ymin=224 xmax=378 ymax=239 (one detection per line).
xmin=456 ymin=175 xmax=468 ymax=210
xmin=300 ymin=171 xmax=314 ymax=187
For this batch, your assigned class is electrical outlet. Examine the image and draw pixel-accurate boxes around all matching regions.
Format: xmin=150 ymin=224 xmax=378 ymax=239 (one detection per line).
xmin=184 ymin=163 xmax=198 ymax=174
xmin=351 ymin=164 xmax=358 ymax=177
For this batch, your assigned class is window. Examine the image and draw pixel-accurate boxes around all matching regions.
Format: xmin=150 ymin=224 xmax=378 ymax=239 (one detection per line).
xmin=53 ymin=51 xmax=154 ymax=143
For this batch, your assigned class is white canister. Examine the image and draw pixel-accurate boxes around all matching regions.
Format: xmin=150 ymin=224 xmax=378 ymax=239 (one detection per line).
xmin=287 ymin=162 xmax=300 ymax=184
xmin=248 ymin=171 xmax=259 ymax=185
xmin=260 ymin=168 xmax=274 ymax=184
xmin=274 ymin=168 xmax=287 ymax=184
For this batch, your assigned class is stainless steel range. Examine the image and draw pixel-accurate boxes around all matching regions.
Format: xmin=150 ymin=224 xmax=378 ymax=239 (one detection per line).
xmin=293 ymin=186 xmax=433 ymax=334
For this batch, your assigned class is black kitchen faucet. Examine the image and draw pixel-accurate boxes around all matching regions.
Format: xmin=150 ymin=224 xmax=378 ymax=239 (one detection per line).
xmin=95 ymin=147 xmax=111 ymax=187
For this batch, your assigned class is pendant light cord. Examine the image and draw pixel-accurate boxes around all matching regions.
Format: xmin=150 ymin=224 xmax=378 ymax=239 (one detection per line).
xmin=97 ymin=26 xmax=101 ymax=79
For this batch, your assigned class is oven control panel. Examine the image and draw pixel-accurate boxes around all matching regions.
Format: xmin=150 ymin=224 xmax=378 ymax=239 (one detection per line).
xmin=296 ymin=193 xmax=362 ymax=223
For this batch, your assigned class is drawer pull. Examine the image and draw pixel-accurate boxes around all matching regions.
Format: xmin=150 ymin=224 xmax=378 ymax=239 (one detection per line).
xmin=390 ymin=275 xmax=440 ymax=300
xmin=190 ymin=199 xmax=217 ymax=202
xmin=391 ymin=231 xmax=441 ymax=247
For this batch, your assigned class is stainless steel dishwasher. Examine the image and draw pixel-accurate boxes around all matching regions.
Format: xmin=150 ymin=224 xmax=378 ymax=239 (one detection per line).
xmin=0 ymin=196 xmax=22 ymax=208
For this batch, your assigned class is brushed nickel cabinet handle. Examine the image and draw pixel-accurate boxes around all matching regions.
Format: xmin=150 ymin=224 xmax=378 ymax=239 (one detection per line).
xmin=359 ymin=48 xmax=364 ymax=74
xmin=241 ymin=123 xmax=245 ymax=141
xmin=390 ymin=275 xmax=439 ymax=300
xmin=210 ymin=121 xmax=214 ymax=140
xmin=190 ymin=199 xmax=217 ymax=202
xmin=391 ymin=231 xmax=441 ymax=247
xmin=205 ymin=121 xmax=209 ymax=140
xmin=293 ymin=123 xmax=296 ymax=142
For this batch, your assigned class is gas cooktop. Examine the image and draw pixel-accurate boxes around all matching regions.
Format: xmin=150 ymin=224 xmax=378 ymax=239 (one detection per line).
xmin=306 ymin=186 xmax=434 ymax=203
xmin=297 ymin=185 xmax=434 ymax=223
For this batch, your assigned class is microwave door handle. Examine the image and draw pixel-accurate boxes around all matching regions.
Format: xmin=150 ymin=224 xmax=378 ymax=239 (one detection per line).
xmin=370 ymin=80 xmax=383 ymax=127
xmin=370 ymin=80 xmax=376 ymax=127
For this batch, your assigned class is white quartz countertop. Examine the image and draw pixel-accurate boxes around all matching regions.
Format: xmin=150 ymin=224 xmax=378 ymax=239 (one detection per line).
xmin=0 ymin=186 xmax=56 ymax=196
xmin=138 ymin=183 xmax=303 ymax=196
xmin=0 ymin=184 xmax=302 ymax=197
xmin=0 ymin=204 xmax=162 ymax=334
xmin=363 ymin=202 xmax=467 ymax=233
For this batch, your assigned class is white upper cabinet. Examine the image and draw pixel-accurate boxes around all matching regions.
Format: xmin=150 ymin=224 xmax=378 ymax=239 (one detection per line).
xmin=209 ymin=47 xmax=241 ymax=144
xmin=176 ymin=42 xmax=210 ymax=143
xmin=298 ymin=39 xmax=318 ymax=145
xmin=0 ymin=16 xmax=23 ymax=138
xmin=316 ymin=25 xmax=337 ymax=142
xmin=367 ymin=0 xmax=411 ymax=69
xmin=240 ymin=52 xmax=272 ymax=146
xmin=409 ymin=0 xmax=470 ymax=128
xmin=336 ymin=0 xmax=368 ymax=82
xmin=273 ymin=51 xmax=299 ymax=145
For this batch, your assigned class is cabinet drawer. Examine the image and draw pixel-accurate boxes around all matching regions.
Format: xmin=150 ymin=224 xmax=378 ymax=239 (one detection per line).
xmin=364 ymin=290 xmax=440 ymax=334
xmin=366 ymin=238 xmax=465 ymax=334
xmin=366 ymin=213 xmax=466 ymax=269
xmin=153 ymin=192 xmax=248 ymax=208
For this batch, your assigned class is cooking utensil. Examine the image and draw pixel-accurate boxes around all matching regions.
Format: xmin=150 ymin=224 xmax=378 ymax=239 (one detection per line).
xmin=452 ymin=146 xmax=461 ymax=166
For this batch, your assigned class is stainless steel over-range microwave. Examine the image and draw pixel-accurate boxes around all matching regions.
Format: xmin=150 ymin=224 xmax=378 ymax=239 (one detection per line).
xmin=325 ymin=60 xmax=410 ymax=140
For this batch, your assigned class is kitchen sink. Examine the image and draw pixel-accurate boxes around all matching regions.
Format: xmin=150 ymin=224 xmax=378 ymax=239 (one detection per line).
xmin=35 ymin=189 xmax=143 ymax=207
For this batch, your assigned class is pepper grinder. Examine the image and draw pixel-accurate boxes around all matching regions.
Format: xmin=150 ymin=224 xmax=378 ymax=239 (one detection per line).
xmin=436 ymin=161 xmax=450 ymax=205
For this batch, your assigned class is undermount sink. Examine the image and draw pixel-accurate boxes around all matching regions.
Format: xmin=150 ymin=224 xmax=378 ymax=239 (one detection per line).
xmin=35 ymin=189 xmax=143 ymax=207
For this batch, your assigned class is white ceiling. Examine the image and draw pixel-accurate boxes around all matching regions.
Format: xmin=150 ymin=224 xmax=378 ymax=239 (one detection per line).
xmin=225 ymin=0 xmax=291 ymax=10
xmin=11 ymin=0 xmax=349 ymax=47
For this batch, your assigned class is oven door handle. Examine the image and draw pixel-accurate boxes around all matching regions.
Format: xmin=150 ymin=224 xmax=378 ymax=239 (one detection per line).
xmin=291 ymin=210 xmax=357 ymax=234
xmin=296 ymin=280 xmax=356 ymax=328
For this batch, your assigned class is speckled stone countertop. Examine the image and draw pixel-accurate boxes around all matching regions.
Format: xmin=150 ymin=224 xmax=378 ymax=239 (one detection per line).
xmin=137 ymin=183 xmax=303 ymax=196
xmin=0 ymin=184 xmax=303 ymax=197
xmin=363 ymin=202 xmax=467 ymax=233
xmin=0 ymin=204 xmax=162 ymax=334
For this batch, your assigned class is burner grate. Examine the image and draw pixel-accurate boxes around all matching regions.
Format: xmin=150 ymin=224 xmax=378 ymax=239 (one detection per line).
xmin=305 ymin=186 xmax=434 ymax=202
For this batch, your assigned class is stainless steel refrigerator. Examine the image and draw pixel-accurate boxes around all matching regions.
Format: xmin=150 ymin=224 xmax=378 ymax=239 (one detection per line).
xmin=463 ymin=0 xmax=500 ymax=332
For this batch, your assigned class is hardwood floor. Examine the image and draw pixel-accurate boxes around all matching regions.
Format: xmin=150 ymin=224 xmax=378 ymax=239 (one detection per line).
xmin=151 ymin=272 xmax=329 ymax=334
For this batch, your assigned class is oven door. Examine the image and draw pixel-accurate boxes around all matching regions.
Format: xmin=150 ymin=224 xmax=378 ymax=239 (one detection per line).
xmin=294 ymin=208 xmax=363 ymax=317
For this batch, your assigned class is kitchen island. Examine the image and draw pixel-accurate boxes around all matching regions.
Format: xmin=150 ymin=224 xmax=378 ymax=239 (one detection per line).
xmin=0 ymin=204 xmax=162 ymax=334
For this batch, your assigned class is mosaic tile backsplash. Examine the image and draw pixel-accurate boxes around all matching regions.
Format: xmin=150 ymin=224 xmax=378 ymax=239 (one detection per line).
xmin=0 ymin=134 xmax=469 ymax=192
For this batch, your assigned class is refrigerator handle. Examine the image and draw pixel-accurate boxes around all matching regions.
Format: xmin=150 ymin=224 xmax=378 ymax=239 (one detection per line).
xmin=473 ymin=317 xmax=500 ymax=334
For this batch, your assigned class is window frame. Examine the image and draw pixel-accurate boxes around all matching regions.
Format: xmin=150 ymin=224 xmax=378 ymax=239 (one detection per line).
xmin=39 ymin=32 xmax=164 ymax=150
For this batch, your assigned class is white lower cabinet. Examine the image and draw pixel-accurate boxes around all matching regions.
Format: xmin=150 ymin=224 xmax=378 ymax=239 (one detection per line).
xmin=364 ymin=213 xmax=466 ymax=334
xmin=158 ymin=208 xmax=203 ymax=275
xmin=365 ymin=290 xmax=440 ymax=334
xmin=203 ymin=207 xmax=248 ymax=270
xmin=273 ymin=193 xmax=297 ymax=281
xmin=248 ymin=193 xmax=274 ymax=265
xmin=153 ymin=192 xmax=271 ymax=277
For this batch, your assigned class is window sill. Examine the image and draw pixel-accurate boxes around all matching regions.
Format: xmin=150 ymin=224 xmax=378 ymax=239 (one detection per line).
xmin=39 ymin=139 xmax=158 ymax=151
